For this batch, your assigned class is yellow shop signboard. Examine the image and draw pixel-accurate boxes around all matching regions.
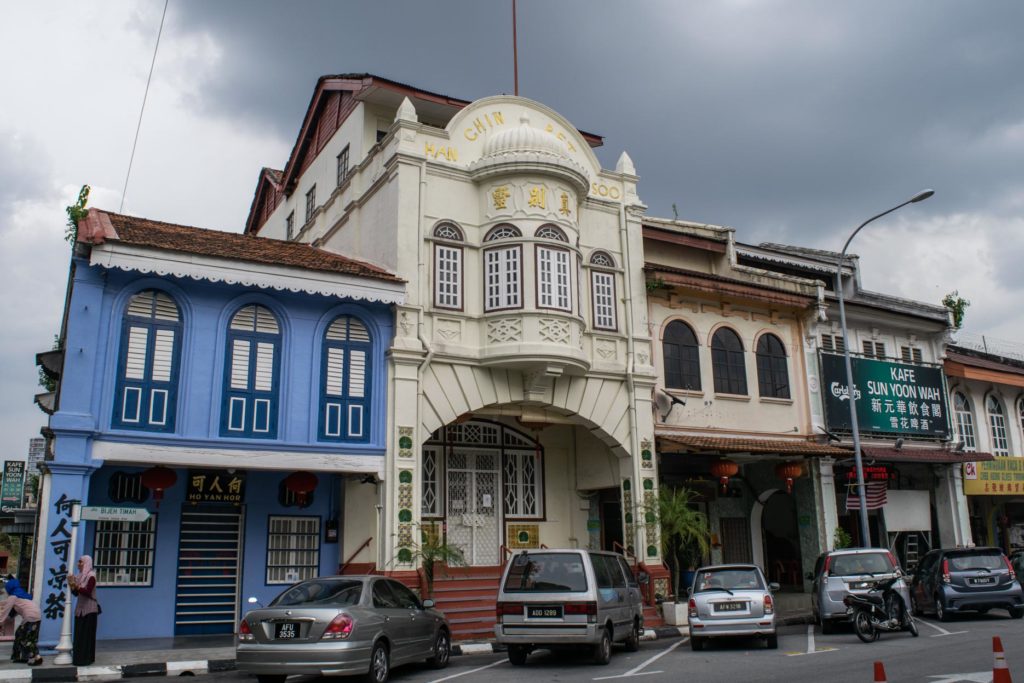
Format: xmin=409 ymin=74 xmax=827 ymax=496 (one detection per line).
xmin=963 ymin=458 xmax=1024 ymax=495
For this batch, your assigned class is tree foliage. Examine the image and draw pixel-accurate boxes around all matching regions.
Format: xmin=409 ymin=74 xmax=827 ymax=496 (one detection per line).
xmin=942 ymin=290 xmax=970 ymax=329
xmin=649 ymin=487 xmax=711 ymax=601
xmin=64 ymin=184 xmax=91 ymax=245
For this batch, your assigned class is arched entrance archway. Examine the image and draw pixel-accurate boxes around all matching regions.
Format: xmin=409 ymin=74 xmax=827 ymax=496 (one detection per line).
xmin=755 ymin=490 xmax=803 ymax=589
xmin=422 ymin=419 xmax=543 ymax=566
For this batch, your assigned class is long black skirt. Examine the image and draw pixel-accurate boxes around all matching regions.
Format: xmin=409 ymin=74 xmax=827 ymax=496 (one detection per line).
xmin=72 ymin=613 xmax=97 ymax=666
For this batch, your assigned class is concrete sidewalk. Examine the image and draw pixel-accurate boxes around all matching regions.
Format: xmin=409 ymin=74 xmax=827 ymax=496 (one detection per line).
xmin=0 ymin=603 xmax=813 ymax=682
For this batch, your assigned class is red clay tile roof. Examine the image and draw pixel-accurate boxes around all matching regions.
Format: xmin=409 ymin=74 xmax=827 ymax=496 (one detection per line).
xmin=658 ymin=434 xmax=848 ymax=456
xmin=80 ymin=209 xmax=402 ymax=283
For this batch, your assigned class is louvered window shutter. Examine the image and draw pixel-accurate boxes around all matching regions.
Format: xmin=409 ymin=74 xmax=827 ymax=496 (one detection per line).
xmin=114 ymin=290 xmax=181 ymax=431
xmin=222 ymin=305 xmax=280 ymax=438
xmin=320 ymin=316 xmax=372 ymax=441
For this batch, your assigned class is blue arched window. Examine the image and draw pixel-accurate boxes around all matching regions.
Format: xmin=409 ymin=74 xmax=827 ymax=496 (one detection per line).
xmin=319 ymin=316 xmax=372 ymax=441
xmin=113 ymin=289 xmax=182 ymax=431
xmin=221 ymin=304 xmax=281 ymax=438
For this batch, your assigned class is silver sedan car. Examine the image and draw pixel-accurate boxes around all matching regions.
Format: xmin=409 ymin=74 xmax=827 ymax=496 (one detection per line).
xmin=237 ymin=575 xmax=451 ymax=683
xmin=687 ymin=564 xmax=779 ymax=650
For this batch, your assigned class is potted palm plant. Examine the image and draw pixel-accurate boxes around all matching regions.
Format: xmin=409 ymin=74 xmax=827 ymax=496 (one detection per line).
xmin=403 ymin=524 xmax=466 ymax=599
xmin=651 ymin=487 xmax=711 ymax=625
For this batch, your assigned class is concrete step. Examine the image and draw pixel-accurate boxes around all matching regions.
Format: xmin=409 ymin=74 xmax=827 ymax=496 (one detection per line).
xmin=432 ymin=578 xmax=501 ymax=591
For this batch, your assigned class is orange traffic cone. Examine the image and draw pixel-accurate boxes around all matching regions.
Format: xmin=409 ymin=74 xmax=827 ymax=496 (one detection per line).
xmin=874 ymin=661 xmax=887 ymax=683
xmin=994 ymin=636 xmax=1013 ymax=683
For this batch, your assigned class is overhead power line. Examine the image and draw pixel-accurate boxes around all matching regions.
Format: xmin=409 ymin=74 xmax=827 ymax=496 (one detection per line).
xmin=119 ymin=0 xmax=170 ymax=213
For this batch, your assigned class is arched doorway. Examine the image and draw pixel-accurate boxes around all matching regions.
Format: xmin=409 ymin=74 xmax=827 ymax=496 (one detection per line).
xmin=422 ymin=420 xmax=543 ymax=566
xmin=761 ymin=491 xmax=803 ymax=589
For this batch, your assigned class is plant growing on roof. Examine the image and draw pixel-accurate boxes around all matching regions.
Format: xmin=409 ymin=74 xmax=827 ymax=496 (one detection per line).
xmin=65 ymin=185 xmax=90 ymax=245
xmin=648 ymin=487 xmax=710 ymax=602
xmin=942 ymin=290 xmax=970 ymax=329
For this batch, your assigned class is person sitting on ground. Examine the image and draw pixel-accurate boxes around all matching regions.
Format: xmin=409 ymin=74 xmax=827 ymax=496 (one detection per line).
xmin=0 ymin=578 xmax=43 ymax=666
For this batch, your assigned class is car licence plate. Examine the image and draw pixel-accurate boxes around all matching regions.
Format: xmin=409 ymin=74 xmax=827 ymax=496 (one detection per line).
xmin=714 ymin=601 xmax=745 ymax=612
xmin=527 ymin=605 xmax=563 ymax=619
xmin=970 ymin=577 xmax=995 ymax=585
xmin=275 ymin=622 xmax=299 ymax=639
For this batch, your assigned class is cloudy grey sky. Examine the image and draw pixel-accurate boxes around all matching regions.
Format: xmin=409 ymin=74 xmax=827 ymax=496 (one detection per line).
xmin=2 ymin=1 xmax=1023 ymax=461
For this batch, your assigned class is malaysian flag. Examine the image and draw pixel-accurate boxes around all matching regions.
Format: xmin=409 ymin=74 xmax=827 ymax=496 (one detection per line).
xmin=846 ymin=481 xmax=888 ymax=511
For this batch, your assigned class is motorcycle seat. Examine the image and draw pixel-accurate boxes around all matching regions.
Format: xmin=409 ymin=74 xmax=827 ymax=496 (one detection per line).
xmin=863 ymin=593 xmax=885 ymax=605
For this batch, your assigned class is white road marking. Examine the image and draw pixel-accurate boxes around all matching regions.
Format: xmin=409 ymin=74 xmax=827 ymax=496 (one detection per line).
xmin=783 ymin=623 xmax=838 ymax=656
xmin=916 ymin=618 xmax=968 ymax=638
xmin=592 ymin=638 xmax=687 ymax=680
xmin=926 ymin=673 xmax=992 ymax=682
xmin=427 ymin=657 xmax=506 ymax=683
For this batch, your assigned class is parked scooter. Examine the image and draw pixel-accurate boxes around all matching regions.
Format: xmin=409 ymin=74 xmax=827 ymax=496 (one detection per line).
xmin=843 ymin=576 xmax=920 ymax=643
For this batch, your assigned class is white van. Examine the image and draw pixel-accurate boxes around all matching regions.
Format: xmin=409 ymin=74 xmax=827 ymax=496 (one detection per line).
xmin=494 ymin=549 xmax=645 ymax=665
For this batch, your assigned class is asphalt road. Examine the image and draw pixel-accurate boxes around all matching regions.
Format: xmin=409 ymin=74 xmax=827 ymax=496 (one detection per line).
xmin=198 ymin=612 xmax=1023 ymax=683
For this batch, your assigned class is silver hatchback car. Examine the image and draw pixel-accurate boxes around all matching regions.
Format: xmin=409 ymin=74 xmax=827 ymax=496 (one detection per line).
xmin=237 ymin=575 xmax=451 ymax=683
xmin=687 ymin=564 xmax=779 ymax=650
xmin=809 ymin=548 xmax=911 ymax=634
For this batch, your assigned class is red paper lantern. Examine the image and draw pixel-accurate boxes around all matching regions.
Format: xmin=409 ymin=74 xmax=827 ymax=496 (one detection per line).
xmin=284 ymin=471 xmax=319 ymax=505
xmin=709 ymin=458 xmax=740 ymax=494
xmin=140 ymin=466 xmax=177 ymax=507
xmin=775 ymin=461 xmax=804 ymax=494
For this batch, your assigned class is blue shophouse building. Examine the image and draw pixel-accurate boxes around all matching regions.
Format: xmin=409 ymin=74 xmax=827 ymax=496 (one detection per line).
xmin=35 ymin=208 xmax=402 ymax=643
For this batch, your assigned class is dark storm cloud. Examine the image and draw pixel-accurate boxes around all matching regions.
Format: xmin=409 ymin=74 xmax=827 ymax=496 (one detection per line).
xmin=166 ymin=0 xmax=1024 ymax=244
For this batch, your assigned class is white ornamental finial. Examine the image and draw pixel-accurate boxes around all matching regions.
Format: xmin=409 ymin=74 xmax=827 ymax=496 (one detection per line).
xmin=519 ymin=113 xmax=531 ymax=126
xmin=395 ymin=97 xmax=418 ymax=123
xmin=616 ymin=151 xmax=636 ymax=175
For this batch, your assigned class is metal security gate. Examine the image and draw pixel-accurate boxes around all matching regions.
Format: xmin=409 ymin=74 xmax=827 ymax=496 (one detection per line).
xmin=174 ymin=507 xmax=244 ymax=635
xmin=446 ymin=451 xmax=501 ymax=566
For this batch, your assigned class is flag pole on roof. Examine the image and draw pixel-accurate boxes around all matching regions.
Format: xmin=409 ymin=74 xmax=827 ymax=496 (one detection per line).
xmin=512 ymin=0 xmax=519 ymax=96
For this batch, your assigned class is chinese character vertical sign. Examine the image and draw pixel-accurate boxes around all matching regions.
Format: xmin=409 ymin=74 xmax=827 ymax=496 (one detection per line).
xmin=43 ymin=494 xmax=75 ymax=620
xmin=1 ymin=460 xmax=26 ymax=509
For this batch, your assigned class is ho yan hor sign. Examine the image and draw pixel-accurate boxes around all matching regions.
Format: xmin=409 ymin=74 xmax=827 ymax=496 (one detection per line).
xmin=820 ymin=352 xmax=949 ymax=438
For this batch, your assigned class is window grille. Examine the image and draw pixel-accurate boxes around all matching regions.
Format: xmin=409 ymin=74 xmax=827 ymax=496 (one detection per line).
xmin=484 ymin=224 xmax=521 ymax=241
xmin=535 ymin=224 xmax=567 ymax=242
xmin=422 ymin=447 xmax=442 ymax=517
xmin=485 ymin=246 xmax=521 ymax=310
xmin=267 ymin=516 xmax=320 ymax=583
xmin=589 ymin=251 xmax=615 ymax=267
xmin=94 ymin=515 xmax=156 ymax=586
xmin=434 ymin=245 xmax=462 ymax=309
xmin=537 ymin=246 xmax=571 ymax=311
xmin=756 ymin=334 xmax=790 ymax=399
xmin=433 ymin=223 xmax=464 ymax=241
xmin=591 ymin=271 xmax=616 ymax=330
xmin=504 ymin=450 xmax=541 ymax=518
xmin=712 ymin=328 xmax=747 ymax=395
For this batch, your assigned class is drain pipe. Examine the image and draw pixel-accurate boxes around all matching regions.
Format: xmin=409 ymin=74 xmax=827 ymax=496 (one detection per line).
xmin=415 ymin=157 xmax=434 ymax=374
xmin=617 ymin=191 xmax=643 ymax=527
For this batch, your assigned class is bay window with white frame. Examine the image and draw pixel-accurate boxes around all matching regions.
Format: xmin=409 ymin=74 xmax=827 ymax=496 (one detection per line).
xmin=535 ymin=225 xmax=572 ymax=312
xmin=433 ymin=223 xmax=464 ymax=310
xmin=588 ymin=251 xmax=617 ymax=331
xmin=483 ymin=224 xmax=523 ymax=312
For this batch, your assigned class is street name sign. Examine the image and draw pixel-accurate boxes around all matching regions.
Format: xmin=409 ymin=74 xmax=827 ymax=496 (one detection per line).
xmin=81 ymin=506 xmax=151 ymax=522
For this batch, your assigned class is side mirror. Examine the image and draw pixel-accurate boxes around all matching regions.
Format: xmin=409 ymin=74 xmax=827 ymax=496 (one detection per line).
xmin=422 ymin=599 xmax=435 ymax=609
xmin=769 ymin=582 xmax=781 ymax=592
xmin=637 ymin=571 xmax=650 ymax=585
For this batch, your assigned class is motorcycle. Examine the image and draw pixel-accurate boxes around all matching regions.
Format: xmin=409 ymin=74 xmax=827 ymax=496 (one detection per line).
xmin=843 ymin=576 xmax=919 ymax=643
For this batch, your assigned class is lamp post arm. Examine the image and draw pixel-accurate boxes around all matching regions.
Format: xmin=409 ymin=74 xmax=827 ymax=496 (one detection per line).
xmin=839 ymin=198 xmax=917 ymax=260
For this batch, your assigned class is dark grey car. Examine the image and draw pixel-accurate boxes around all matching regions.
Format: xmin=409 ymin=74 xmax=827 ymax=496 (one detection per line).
xmin=910 ymin=547 xmax=1024 ymax=620
xmin=237 ymin=576 xmax=451 ymax=683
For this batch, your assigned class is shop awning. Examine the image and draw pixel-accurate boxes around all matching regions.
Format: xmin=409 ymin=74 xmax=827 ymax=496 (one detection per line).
xmin=860 ymin=446 xmax=994 ymax=464
xmin=658 ymin=434 xmax=849 ymax=457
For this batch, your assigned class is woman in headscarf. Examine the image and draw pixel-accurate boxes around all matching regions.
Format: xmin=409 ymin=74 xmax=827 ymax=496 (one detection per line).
xmin=68 ymin=555 xmax=100 ymax=666
xmin=0 ymin=577 xmax=43 ymax=666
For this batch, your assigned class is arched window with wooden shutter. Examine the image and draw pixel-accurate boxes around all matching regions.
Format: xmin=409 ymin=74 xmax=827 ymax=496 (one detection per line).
xmin=113 ymin=289 xmax=182 ymax=432
xmin=221 ymin=304 xmax=281 ymax=438
xmin=320 ymin=315 xmax=372 ymax=441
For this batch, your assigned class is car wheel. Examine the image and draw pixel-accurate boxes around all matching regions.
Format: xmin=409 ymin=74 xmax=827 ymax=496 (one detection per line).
xmin=819 ymin=612 xmax=835 ymax=635
xmin=935 ymin=597 xmax=949 ymax=622
xmin=624 ymin=619 xmax=641 ymax=652
xmin=363 ymin=641 xmax=390 ymax=683
xmin=427 ymin=629 xmax=451 ymax=669
xmin=593 ymin=628 xmax=612 ymax=665
xmin=1009 ymin=607 xmax=1024 ymax=619
xmin=766 ymin=634 xmax=778 ymax=650
xmin=257 ymin=677 xmax=286 ymax=683
xmin=690 ymin=636 xmax=704 ymax=651
xmin=508 ymin=645 xmax=529 ymax=666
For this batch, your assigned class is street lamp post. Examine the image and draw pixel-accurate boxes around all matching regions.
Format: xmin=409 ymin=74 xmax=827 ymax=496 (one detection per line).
xmin=53 ymin=500 xmax=82 ymax=665
xmin=836 ymin=189 xmax=934 ymax=547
